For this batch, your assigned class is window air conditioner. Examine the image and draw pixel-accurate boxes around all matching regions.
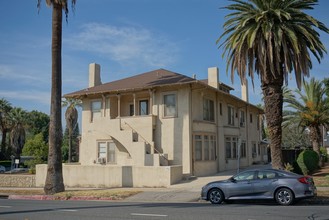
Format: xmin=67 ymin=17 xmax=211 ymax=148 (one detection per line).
xmin=97 ymin=157 xmax=106 ymax=164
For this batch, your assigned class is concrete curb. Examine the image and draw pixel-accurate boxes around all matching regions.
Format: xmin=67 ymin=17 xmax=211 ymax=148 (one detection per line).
xmin=7 ymin=195 xmax=121 ymax=201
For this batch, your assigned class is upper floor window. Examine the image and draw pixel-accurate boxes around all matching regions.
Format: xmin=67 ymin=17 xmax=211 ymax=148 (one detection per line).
xmin=250 ymin=113 xmax=253 ymax=123
xmin=164 ymin=94 xmax=177 ymax=117
xmin=139 ymin=100 xmax=149 ymax=115
xmin=219 ymin=103 xmax=222 ymax=115
xmin=240 ymin=110 xmax=245 ymax=127
xmin=129 ymin=104 xmax=134 ymax=116
xmin=228 ymin=106 xmax=235 ymax=125
xmin=203 ymin=98 xmax=214 ymax=121
xmin=91 ymin=100 xmax=102 ymax=122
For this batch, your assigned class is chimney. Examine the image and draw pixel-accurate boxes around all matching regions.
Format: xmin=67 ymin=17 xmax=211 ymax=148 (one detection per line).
xmin=208 ymin=67 xmax=219 ymax=89
xmin=89 ymin=63 xmax=101 ymax=87
xmin=241 ymin=78 xmax=249 ymax=102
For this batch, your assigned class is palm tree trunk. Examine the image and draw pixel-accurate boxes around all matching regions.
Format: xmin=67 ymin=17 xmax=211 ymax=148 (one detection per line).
xmin=68 ymin=135 xmax=72 ymax=163
xmin=262 ymin=76 xmax=284 ymax=169
xmin=44 ymin=2 xmax=65 ymax=195
xmin=309 ymin=125 xmax=322 ymax=166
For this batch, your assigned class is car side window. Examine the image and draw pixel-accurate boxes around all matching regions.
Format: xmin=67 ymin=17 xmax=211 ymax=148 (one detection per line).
xmin=234 ymin=171 xmax=255 ymax=181
xmin=257 ymin=171 xmax=276 ymax=179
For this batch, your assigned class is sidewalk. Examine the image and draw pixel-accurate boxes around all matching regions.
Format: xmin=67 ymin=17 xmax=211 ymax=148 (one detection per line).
xmin=2 ymin=163 xmax=328 ymax=203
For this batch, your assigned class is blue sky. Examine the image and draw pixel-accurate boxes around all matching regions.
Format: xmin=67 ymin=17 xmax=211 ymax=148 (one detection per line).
xmin=1 ymin=0 xmax=329 ymax=115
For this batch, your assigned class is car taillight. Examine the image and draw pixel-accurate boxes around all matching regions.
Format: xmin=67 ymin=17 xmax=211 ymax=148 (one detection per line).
xmin=298 ymin=177 xmax=311 ymax=184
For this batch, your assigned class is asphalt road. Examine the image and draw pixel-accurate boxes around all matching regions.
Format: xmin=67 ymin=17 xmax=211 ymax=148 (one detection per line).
xmin=0 ymin=199 xmax=329 ymax=220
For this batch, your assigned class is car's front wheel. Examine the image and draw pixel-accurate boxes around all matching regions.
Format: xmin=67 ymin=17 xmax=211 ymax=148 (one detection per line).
xmin=208 ymin=188 xmax=224 ymax=204
xmin=275 ymin=188 xmax=294 ymax=206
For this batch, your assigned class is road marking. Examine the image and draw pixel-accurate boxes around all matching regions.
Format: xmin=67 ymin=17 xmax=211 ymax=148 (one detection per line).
xmin=131 ymin=213 xmax=168 ymax=217
xmin=55 ymin=209 xmax=77 ymax=212
xmin=0 ymin=206 xmax=12 ymax=208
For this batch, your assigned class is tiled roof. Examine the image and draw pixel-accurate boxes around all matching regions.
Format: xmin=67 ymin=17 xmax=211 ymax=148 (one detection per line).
xmin=65 ymin=69 xmax=197 ymax=97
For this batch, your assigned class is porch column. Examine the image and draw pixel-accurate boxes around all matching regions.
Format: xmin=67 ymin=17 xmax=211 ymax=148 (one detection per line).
xmin=149 ymin=89 xmax=153 ymax=115
xmin=102 ymin=94 xmax=106 ymax=117
xmin=117 ymin=94 xmax=121 ymax=118
xmin=133 ymin=93 xmax=136 ymax=116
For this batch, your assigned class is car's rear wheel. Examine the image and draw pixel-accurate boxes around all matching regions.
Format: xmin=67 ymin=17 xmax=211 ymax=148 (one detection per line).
xmin=208 ymin=188 xmax=224 ymax=204
xmin=275 ymin=188 xmax=294 ymax=206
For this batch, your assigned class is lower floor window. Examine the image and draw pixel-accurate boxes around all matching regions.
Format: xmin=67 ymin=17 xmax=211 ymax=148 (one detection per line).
xmin=225 ymin=136 xmax=237 ymax=159
xmin=226 ymin=137 xmax=247 ymax=159
xmin=98 ymin=141 xmax=116 ymax=163
xmin=252 ymin=142 xmax=257 ymax=158
xmin=194 ymin=134 xmax=216 ymax=161
xmin=241 ymin=142 xmax=247 ymax=158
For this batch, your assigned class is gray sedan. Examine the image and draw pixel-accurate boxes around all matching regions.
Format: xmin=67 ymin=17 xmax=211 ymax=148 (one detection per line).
xmin=201 ymin=168 xmax=317 ymax=205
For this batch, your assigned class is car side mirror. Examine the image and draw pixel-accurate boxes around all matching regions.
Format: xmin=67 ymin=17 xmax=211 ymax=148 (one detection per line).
xmin=230 ymin=177 xmax=237 ymax=183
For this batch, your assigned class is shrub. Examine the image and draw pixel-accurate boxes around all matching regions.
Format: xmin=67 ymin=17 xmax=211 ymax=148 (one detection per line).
xmin=296 ymin=150 xmax=319 ymax=175
xmin=320 ymin=147 xmax=328 ymax=162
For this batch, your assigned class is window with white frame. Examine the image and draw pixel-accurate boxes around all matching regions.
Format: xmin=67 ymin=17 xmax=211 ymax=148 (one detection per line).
xmin=97 ymin=141 xmax=116 ymax=163
xmin=203 ymin=98 xmax=214 ymax=121
xmin=163 ymin=94 xmax=177 ymax=117
xmin=91 ymin=100 xmax=102 ymax=122
xmin=228 ymin=106 xmax=235 ymax=125
xmin=194 ymin=134 xmax=216 ymax=161
xmin=139 ymin=100 xmax=149 ymax=115
xmin=195 ymin=135 xmax=202 ymax=161
xmin=129 ymin=104 xmax=134 ymax=116
xmin=98 ymin=142 xmax=107 ymax=159
xmin=225 ymin=136 xmax=238 ymax=159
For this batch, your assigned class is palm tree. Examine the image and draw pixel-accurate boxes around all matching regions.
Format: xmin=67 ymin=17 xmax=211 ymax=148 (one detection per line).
xmin=283 ymin=78 xmax=329 ymax=158
xmin=218 ymin=0 xmax=329 ymax=169
xmin=9 ymin=108 xmax=27 ymax=159
xmin=0 ymin=98 xmax=13 ymax=158
xmin=37 ymin=0 xmax=76 ymax=195
xmin=62 ymin=98 xmax=81 ymax=163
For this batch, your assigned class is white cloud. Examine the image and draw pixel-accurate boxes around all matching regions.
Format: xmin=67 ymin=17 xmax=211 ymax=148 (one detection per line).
xmin=0 ymin=64 xmax=49 ymax=84
xmin=66 ymin=23 xmax=179 ymax=68
xmin=0 ymin=90 xmax=50 ymax=105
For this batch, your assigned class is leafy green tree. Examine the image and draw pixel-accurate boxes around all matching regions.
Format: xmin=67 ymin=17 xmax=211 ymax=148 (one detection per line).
xmin=281 ymin=112 xmax=311 ymax=149
xmin=62 ymin=98 xmax=81 ymax=162
xmin=283 ymin=78 xmax=329 ymax=158
xmin=9 ymin=107 xmax=28 ymax=159
xmin=0 ymin=98 xmax=13 ymax=158
xmin=26 ymin=110 xmax=50 ymax=142
xmin=22 ymin=133 xmax=48 ymax=171
xmin=218 ymin=0 xmax=329 ymax=169
xmin=62 ymin=124 xmax=80 ymax=162
xmin=37 ymin=0 xmax=76 ymax=195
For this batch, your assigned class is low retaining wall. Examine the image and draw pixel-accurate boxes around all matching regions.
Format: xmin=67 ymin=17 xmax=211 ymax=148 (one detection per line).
xmin=0 ymin=175 xmax=36 ymax=187
xmin=36 ymin=164 xmax=183 ymax=188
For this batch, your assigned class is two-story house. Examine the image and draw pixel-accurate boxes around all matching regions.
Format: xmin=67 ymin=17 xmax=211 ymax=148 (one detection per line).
xmin=36 ymin=63 xmax=266 ymax=188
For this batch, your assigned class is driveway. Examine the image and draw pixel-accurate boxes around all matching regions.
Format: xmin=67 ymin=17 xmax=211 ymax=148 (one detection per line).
xmin=125 ymin=164 xmax=271 ymax=203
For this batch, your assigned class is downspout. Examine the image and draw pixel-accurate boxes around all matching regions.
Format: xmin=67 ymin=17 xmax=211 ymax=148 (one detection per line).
xmin=189 ymin=84 xmax=194 ymax=176
xmin=216 ymin=92 xmax=220 ymax=172
xmin=245 ymin=104 xmax=250 ymax=166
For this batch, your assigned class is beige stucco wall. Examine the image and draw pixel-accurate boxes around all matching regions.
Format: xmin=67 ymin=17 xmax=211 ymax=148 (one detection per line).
xmin=77 ymin=81 xmax=264 ymax=179
xmin=36 ymin=164 xmax=182 ymax=188
xmin=153 ymin=87 xmax=192 ymax=174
